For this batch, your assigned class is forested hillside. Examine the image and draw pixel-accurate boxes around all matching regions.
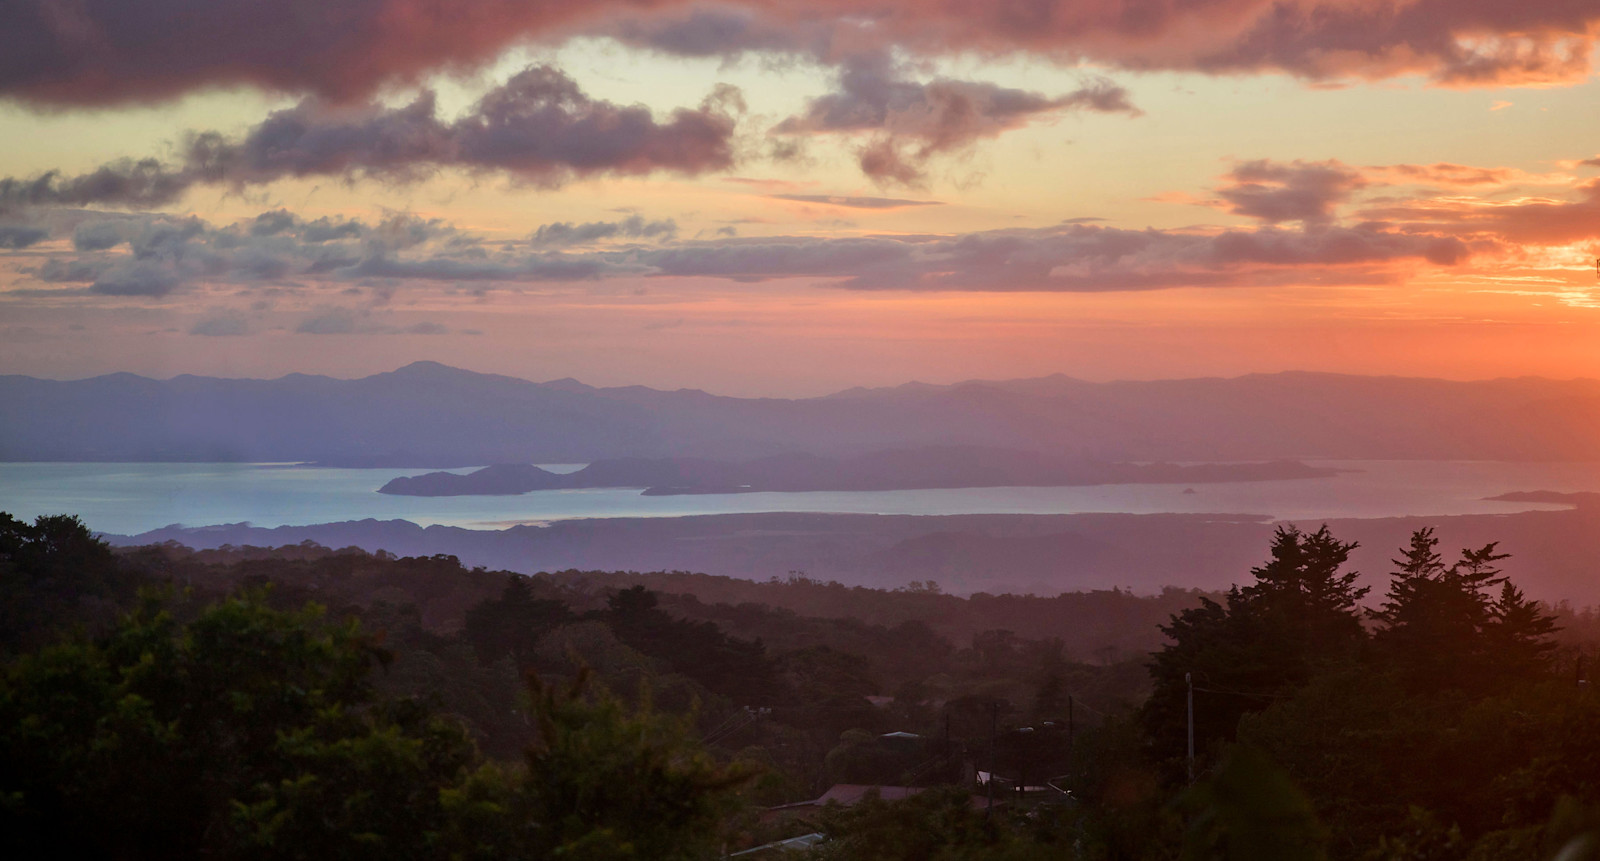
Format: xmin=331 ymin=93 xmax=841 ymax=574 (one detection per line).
xmin=7 ymin=512 xmax=1600 ymax=859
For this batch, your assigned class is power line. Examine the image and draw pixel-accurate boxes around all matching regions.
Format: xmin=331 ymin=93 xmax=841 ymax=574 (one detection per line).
xmin=1192 ymin=685 xmax=1288 ymax=701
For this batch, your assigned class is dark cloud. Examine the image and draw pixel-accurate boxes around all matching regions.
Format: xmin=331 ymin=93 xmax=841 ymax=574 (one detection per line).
xmin=618 ymin=223 xmax=1468 ymax=290
xmin=299 ymin=217 xmax=369 ymax=243
xmin=1191 ymin=0 xmax=1598 ymax=87
xmin=1203 ymin=225 xmax=1468 ymax=268
xmin=773 ymin=53 xmax=1138 ymax=184
xmin=190 ymin=315 xmax=250 ymax=336
xmin=248 ymin=210 xmax=300 ymax=237
xmin=333 ymin=220 xmax=1467 ymax=291
xmin=0 ymin=159 xmax=192 ymax=212
xmin=0 ymin=0 xmax=606 ymax=107
xmin=769 ymin=194 xmax=942 ymax=209
xmin=34 ymin=258 xmax=111 ymax=283
xmin=638 ymin=235 xmax=915 ymax=284
xmin=72 ymin=221 xmax=125 ymax=251
xmin=1358 ymin=177 xmax=1600 ymax=246
xmin=0 ymin=66 xmax=739 ymax=214
xmin=449 ymin=70 xmax=740 ymax=184
xmin=295 ymin=309 xmax=359 ymax=335
xmin=90 ymin=263 xmax=183 ymax=296
xmin=1217 ymin=159 xmax=1369 ymax=225
xmin=366 ymin=213 xmax=457 ymax=252
xmin=128 ymin=216 xmax=207 ymax=259
xmin=0 ymin=225 xmax=48 ymax=249
xmin=529 ymin=214 xmax=679 ymax=248
xmin=608 ymin=9 xmax=822 ymax=60
xmin=3 ymin=1 xmax=1597 ymax=111
xmin=7 ymin=194 xmax=1476 ymax=299
xmin=606 ymin=4 xmax=1600 ymax=90
xmin=12 ymin=209 xmax=464 ymax=297
xmin=184 ymin=92 xmax=455 ymax=185
xmin=294 ymin=310 xmax=452 ymax=336
xmin=340 ymin=253 xmax=622 ymax=282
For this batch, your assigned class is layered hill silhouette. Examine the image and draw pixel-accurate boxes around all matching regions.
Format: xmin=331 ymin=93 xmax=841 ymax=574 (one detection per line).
xmin=102 ymin=496 xmax=1600 ymax=603
xmin=7 ymin=361 xmax=1600 ymax=464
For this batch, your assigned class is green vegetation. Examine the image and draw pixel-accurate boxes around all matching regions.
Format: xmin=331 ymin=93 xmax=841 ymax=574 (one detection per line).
xmin=5 ymin=511 xmax=1600 ymax=858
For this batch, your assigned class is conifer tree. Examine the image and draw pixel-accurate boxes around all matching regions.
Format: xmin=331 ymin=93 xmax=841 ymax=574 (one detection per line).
xmin=1145 ymin=526 xmax=1367 ymax=771
xmin=1374 ymin=531 xmax=1556 ymax=693
xmin=1486 ymin=580 xmax=1558 ymax=683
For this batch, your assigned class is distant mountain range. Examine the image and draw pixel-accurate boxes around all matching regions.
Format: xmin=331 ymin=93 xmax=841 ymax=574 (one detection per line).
xmin=377 ymin=450 xmax=1337 ymax=496
xmin=6 ymin=361 xmax=1600 ymax=464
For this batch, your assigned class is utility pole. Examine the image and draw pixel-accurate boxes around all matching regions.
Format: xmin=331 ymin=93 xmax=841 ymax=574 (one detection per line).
xmin=1067 ymin=695 xmax=1074 ymax=760
xmin=1186 ymin=672 xmax=1195 ymax=785
xmin=1017 ymin=732 xmax=1026 ymax=806
xmin=986 ymin=700 xmax=998 ymax=816
xmin=943 ymin=709 xmax=952 ymax=782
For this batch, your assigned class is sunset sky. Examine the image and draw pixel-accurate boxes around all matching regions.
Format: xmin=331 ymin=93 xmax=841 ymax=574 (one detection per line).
xmin=3 ymin=1 xmax=1600 ymax=395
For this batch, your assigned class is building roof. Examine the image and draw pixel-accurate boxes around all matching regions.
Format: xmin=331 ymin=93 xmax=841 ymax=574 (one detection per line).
xmin=767 ymin=784 xmax=923 ymax=812
xmin=730 ymin=832 xmax=826 ymax=856
xmin=767 ymin=784 xmax=991 ymax=814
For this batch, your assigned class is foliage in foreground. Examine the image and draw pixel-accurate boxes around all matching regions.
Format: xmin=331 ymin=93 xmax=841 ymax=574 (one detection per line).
xmin=1143 ymin=524 xmax=1599 ymax=860
xmin=9 ymin=512 xmax=1600 ymax=859
xmin=0 ymin=588 xmax=747 ymax=860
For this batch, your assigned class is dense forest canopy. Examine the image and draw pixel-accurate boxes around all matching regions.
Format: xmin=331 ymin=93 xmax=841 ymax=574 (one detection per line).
xmin=4 ymin=511 xmax=1600 ymax=859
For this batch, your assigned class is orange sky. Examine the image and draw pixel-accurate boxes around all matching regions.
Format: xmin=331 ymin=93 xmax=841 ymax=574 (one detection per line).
xmin=2 ymin=3 xmax=1600 ymax=394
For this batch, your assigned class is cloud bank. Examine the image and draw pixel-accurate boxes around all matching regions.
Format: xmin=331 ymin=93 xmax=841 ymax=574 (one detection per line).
xmin=22 ymin=152 xmax=1600 ymax=305
xmin=0 ymin=66 xmax=740 ymax=213
xmin=6 ymin=1 xmax=1596 ymax=110
xmin=7 ymin=204 xmax=1473 ymax=300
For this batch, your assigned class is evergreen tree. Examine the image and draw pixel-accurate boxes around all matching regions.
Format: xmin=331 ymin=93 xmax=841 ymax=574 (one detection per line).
xmin=461 ymin=574 xmax=573 ymax=668
xmin=1145 ymin=526 xmax=1367 ymax=772
xmin=602 ymin=586 xmax=778 ymax=703
xmin=1485 ymin=580 xmax=1559 ymax=683
xmin=1372 ymin=529 xmax=1483 ymax=691
xmin=0 ymin=513 xmax=139 ymax=652
xmin=1236 ymin=524 xmax=1367 ymax=662
xmin=1373 ymin=531 xmax=1556 ymax=693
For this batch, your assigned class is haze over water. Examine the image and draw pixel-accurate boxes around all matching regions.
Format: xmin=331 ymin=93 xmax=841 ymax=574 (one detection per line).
xmin=0 ymin=460 xmax=1584 ymax=536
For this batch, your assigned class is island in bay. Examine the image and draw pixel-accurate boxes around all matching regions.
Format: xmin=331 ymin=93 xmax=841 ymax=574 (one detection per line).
xmin=376 ymin=446 xmax=1339 ymax=497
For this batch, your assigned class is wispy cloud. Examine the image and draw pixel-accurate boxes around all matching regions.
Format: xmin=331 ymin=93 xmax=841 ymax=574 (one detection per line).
xmin=768 ymin=194 xmax=942 ymax=209
xmin=529 ymin=215 xmax=679 ymax=248
xmin=772 ymin=52 xmax=1138 ymax=185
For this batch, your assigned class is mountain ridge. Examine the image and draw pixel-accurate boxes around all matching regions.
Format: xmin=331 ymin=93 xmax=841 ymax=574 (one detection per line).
xmin=15 ymin=362 xmax=1600 ymax=396
xmin=7 ymin=363 xmax=1600 ymax=465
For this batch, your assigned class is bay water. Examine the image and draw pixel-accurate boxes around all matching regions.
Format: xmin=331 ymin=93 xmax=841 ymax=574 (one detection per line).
xmin=0 ymin=460 xmax=1593 ymax=535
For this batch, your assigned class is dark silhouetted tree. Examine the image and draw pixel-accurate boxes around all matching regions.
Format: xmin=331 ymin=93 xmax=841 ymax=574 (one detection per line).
xmin=0 ymin=592 xmax=476 ymax=860
xmin=602 ymin=585 xmax=778 ymax=704
xmin=1145 ymin=526 xmax=1367 ymax=771
xmin=0 ymin=513 xmax=138 ymax=651
xmin=1374 ymin=531 xmax=1556 ymax=694
xmin=462 ymin=574 xmax=573 ymax=668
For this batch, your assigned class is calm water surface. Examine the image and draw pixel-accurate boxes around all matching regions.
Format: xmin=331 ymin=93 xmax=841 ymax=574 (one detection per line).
xmin=0 ymin=460 xmax=1590 ymax=535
